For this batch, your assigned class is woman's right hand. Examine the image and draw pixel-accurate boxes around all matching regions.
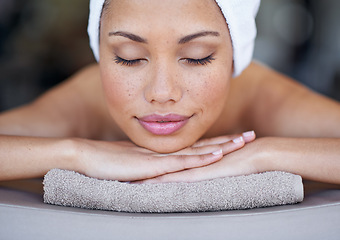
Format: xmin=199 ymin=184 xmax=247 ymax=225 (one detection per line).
xmin=72 ymin=132 xmax=255 ymax=182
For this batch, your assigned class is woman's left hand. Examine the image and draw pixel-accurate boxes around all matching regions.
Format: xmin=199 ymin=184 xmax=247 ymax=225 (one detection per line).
xmin=137 ymin=136 xmax=340 ymax=184
xmin=135 ymin=131 xmax=261 ymax=183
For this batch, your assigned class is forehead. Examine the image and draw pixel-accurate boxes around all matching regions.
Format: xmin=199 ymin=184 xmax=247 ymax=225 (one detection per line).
xmin=101 ymin=0 xmax=228 ymax=34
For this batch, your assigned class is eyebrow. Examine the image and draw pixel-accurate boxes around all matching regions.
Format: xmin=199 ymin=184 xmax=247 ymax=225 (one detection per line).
xmin=109 ymin=31 xmax=148 ymax=43
xmin=108 ymin=30 xmax=220 ymax=44
xmin=178 ymin=31 xmax=220 ymax=44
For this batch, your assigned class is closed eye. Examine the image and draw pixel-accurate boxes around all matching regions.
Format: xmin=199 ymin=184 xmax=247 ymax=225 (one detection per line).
xmin=114 ymin=55 xmax=215 ymax=66
xmin=114 ymin=56 xmax=144 ymax=66
xmin=184 ymin=54 xmax=215 ymax=66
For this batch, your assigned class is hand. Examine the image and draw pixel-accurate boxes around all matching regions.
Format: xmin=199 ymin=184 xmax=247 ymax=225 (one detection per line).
xmin=71 ymin=131 xmax=255 ymax=182
xmin=136 ymin=131 xmax=260 ymax=183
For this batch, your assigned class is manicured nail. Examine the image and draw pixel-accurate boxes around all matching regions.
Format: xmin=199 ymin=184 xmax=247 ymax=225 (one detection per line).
xmin=233 ymin=136 xmax=244 ymax=144
xmin=212 ymin=149 xmax=223 ymax=156
xmin=242 ymin=131 xmax=255 ymax=138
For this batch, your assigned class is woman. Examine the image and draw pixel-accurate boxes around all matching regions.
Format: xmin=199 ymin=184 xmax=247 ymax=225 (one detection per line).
xmin=0 ymin=0 xmax=340 ymax=184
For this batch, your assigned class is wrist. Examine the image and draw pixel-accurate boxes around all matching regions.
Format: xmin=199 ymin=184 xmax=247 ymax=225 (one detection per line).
xmin=251 ymin=137 xmax=301 ymax=174
xmin=250 ymin=137 xmax=276 ymax=174
xmin=55 ymin=138 xmax=84 ymax=173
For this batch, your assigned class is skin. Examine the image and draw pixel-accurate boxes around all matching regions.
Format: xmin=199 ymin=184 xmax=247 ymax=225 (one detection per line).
xmin=0 ymin=0 xmax=340 ymax=184
xmin=99 ymin=0 xmax=233 ymax=153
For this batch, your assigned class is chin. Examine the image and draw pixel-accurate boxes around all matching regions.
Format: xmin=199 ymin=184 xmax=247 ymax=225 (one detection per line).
xmin=144 ymin=143 xmax=189 ymax=154
xmin=135 ymin=138 xmax=193 ymax=154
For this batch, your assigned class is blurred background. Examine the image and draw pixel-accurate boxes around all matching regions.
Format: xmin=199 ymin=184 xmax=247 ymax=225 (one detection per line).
xmin=254 ymin=0 xmax=340 ymax=101
xmin=0 ymin=0 xmax=339 ymax=111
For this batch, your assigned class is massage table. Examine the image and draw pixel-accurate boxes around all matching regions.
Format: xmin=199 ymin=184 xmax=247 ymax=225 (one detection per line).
xmin=1 ymin=179 xmax=340 ymax=239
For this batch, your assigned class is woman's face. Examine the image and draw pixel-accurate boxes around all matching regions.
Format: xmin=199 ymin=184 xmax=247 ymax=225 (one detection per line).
xmin=99 ymin=0 xmax=233 ymax=153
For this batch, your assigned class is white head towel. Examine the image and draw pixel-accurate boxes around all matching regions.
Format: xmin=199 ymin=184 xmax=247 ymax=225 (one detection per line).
xmin=88 ymin=0 xmax=261 ymax=77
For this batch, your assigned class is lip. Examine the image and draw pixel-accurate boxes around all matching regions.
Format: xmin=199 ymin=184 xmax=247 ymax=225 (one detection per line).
xmin=137 ymin=114 xmax=191 ymax=135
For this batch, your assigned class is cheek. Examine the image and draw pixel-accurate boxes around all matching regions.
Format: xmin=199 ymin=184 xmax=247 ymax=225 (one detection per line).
xmin=190 ymin=72 xmax=229 ymax=113
xmin=100 ymin=66 xmax=140 ymax=112
xmin=99 ymin=66 xmax=147 ymax=129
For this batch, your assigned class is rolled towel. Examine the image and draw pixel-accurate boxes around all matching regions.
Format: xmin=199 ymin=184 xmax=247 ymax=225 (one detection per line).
xmin=87 ymin=0 xmax=261 ymax=77
xmin=43 ymin=169 xmax=303 ymax=213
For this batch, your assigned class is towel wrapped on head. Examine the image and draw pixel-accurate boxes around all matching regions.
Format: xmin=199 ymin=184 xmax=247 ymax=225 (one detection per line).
xmin=87 ymin=0 xmax=261 ymax=77
xmin=43 ymin=169 xmax=304 ymax=213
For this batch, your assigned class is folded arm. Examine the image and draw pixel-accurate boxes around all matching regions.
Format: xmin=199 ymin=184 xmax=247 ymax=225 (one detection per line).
xmin=0 ymin=64 xmax=102 ymax=180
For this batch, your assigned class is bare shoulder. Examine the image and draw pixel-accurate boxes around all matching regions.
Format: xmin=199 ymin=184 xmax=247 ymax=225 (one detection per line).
xmin=237 ymin=62 xmax=340 ymax=137
xmin=0 ymin=64 xmax=116 ymax=139
xmin=212 ymin=61 xmax=340 ymax=138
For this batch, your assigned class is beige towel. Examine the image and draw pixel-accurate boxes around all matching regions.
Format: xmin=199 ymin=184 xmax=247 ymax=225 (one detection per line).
xmin=43 ymin=169 xmax=303 ymax=213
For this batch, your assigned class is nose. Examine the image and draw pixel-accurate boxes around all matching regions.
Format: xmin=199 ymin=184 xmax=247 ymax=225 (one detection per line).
xmin=144 ymin=61 xmax=183 ymax=104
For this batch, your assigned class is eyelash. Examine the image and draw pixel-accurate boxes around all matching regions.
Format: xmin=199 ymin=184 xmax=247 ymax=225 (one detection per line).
xmin=184 ymin=54 xmax=215 ymax=66
xmin=113 ymin=54 xmax=215 ymax=66
xmin=114 ymin=56 xmax=142 ymax=66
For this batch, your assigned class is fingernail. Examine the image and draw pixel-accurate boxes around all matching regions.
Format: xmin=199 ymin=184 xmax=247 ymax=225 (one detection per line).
xmin=233 ymin=136 xmax=244 ymax=144
xmin=212 ymin=149 xmax=223 ymax=156
xmin=242 ymin=131 xmax=255 ymax=138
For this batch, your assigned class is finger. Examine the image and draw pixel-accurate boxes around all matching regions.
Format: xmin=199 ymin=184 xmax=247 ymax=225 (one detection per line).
xmin=169 ymin=144 xmax=226 ymax=156
xmin=151 ymin=149 xmax=223 ymax=176
xmin=220 ymin=137 xmax=245 ymax=155
xmin=135 ymin=167 xmax=209 ymax=184
xmin=171 ymin=136 xmax=246 ymax=157
xmin=242 ymin=131 xmax=256 ymax=143
xmin=192 ymin=131 xmax=256 ymax=147
xmin=136 ymin=151 xmax=248 ymax=184
xmin=192 ymin=135 xmax=241 ymax=147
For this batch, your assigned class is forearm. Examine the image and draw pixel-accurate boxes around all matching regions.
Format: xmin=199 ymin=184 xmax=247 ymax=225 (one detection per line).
xmin=259 ymin=137 xmax=340 ymax=184
xmin=0 ymin=135 xmax=77 ymax=181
